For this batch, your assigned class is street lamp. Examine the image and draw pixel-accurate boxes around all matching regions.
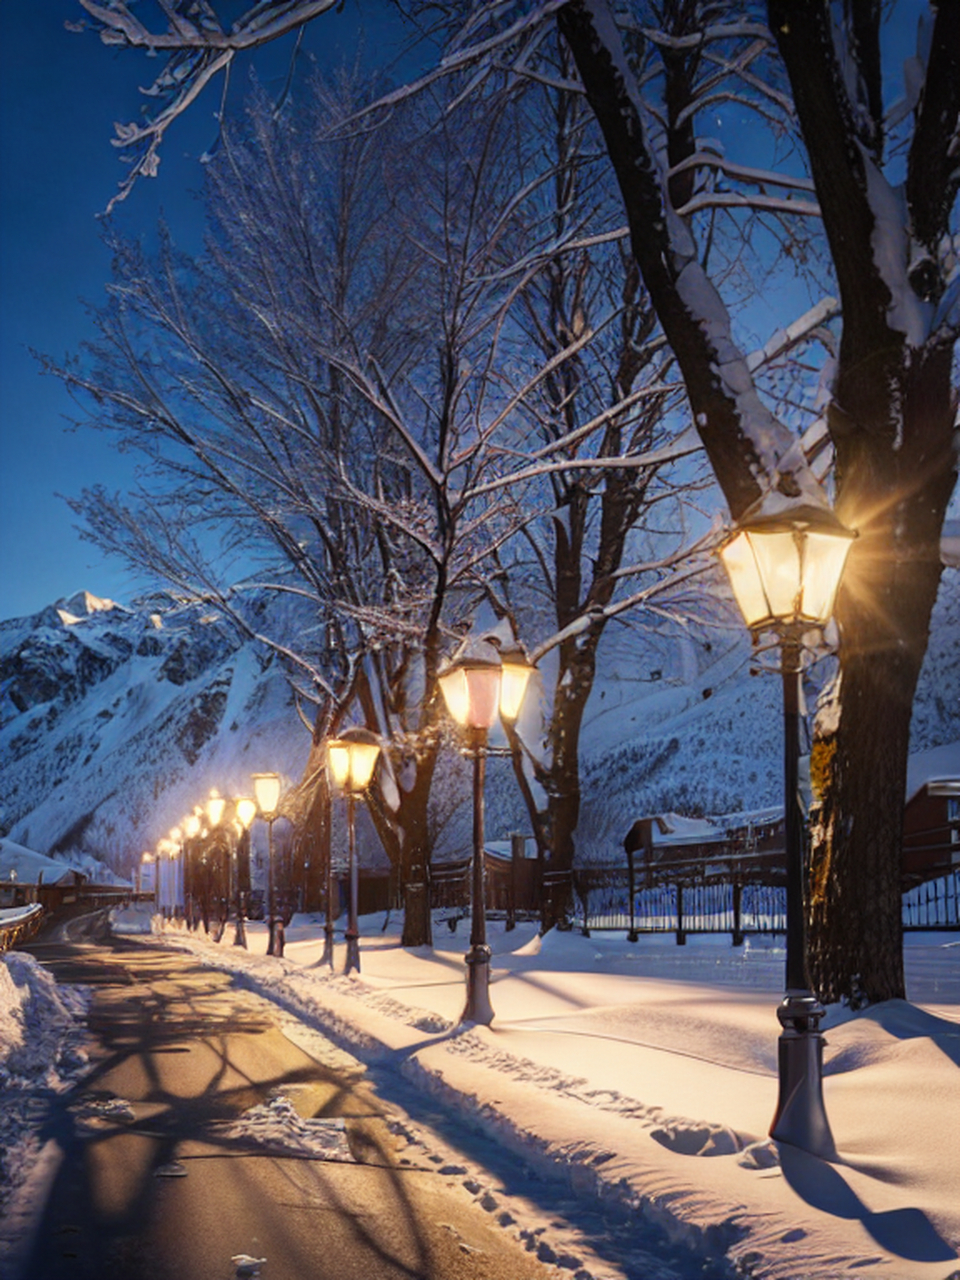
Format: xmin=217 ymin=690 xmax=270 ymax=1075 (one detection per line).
xmin=252 ymin=772 xmax=283 ymax=956
xmin=719 ymin=502 xmax=855 ymax=1158
xmin=169 ymin=825 xmax=185 ymax=922
xmin=206 ymin=790 xmax=228 ymax=940
xmin=438 ymin=638 xmax=534 ymax=1025
xmin=183 ymin=811 xmax=204 ymax=930
xmin=327 ymin=728 xmax=381 ymax=976
xmin=233 ymin=796 xmax=257 ymax=948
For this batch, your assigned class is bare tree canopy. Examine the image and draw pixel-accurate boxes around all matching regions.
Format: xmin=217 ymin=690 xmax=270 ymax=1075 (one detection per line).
xmin=70 ymin=0 xmax=959 ymax=998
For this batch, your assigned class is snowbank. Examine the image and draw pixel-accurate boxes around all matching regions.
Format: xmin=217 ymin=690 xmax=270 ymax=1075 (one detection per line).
xmin=0 ymin=952 xmax=92 ymax=1266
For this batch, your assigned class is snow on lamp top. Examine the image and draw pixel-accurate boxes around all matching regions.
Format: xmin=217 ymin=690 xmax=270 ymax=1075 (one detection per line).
xmin=252 ymin=772 xmax=282 ymax=817
xmin=719 ymin=504 xmax=855 ymax=633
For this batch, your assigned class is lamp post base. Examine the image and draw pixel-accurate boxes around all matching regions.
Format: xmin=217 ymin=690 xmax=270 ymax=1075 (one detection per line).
xmin=233 ymin=917 xmax=247 ymax=948
xmin=345 ymin=927 xmax=360 ymax=975
xmin=267 ymin=918 xmax=285 ymax=958
xmin=461 ymin=943 xmax=494 ymax=1026
xmin=770 ymin=993 xmax=837 ymax=1160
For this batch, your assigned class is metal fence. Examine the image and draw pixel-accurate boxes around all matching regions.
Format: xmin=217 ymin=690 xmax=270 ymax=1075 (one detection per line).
xmin=565 ymin=866 xmax=960 ymax=939
xmin=568 ymin=870 xmax=787 ymax=943
xmin=902 ymin=871 xmax=960 ymax=929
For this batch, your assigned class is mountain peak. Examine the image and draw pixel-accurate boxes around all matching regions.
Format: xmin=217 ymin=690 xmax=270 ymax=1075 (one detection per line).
xmin=56 ymin=591 xmax=122 ymax=622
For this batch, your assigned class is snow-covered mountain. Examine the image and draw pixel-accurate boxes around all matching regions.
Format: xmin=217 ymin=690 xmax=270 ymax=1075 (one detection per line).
xmin=0 ymin=572 xmax=957 ymax=879
xmin=0 ymin=591 xmax=311 ymax=879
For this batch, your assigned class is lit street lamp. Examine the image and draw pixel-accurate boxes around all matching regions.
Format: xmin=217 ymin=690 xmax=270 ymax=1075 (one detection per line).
xmin=183 ymin=811 xmax=205 ymax=930
xmin=439 ymin=639 xmax=534 ymax=1025
xmin=719 ymin=503 xmax=855 ymax=1158
xmin=252 ymin=772 xmax=283 ymax=956
xmin=327 ymin=728 xmax=381 ymax=975
xmin=233 ymin=796 xmax=257 ymax=948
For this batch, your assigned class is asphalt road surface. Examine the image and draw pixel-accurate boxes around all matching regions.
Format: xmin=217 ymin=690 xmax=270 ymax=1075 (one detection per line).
xmin=19 ymin=926 xmax=569 ymax=1280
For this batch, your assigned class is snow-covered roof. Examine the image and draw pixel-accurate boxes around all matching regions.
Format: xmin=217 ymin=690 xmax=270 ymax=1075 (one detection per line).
xmin=0 ymin=838 xmax=86 ymax=886
xmin=905 ymin=740 xmax=960 ymax=805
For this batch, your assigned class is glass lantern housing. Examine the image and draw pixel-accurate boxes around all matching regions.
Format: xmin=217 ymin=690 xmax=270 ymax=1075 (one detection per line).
xmin=327 ymin=730 xmax=381 ymax=794
xmin=252 ymin=772 xmax=282 ymax=817
xmin=719 ymin=505 xmax=856 ymax=632
xmin=235 ymin=796 xmax=257 ymax=829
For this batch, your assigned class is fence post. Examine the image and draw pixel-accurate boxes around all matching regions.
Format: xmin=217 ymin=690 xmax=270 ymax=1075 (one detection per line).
xmin=676 ymin=882 xmax=686 ymax=945
xmin=732 ymin=881 xmax=744 ymax=946
xmin=507 ymin=833 xmax=524 ymax=931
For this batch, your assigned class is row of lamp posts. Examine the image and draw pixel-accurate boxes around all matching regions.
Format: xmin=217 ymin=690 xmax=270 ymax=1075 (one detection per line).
xmin=139 ymin=498 xmax=853 ymax=1160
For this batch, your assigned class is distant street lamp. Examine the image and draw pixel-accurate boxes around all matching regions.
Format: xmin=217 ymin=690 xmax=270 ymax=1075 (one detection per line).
xmin=183 ymin=811 xmax=204 ymax=930
xmin=252 ymin=772 xmax=283 ymax=956
xmin=206 ymin=791 xmax=228 ymax=940
xmin=169 ymin=825 xmax=185 ymax=922
xmin=719 ymin=503 xmax=855 ymax=1158
xmin=233 ymin=796 xmax=257 ymax=948
xmin=439 ymin=638 xmax=534 ymax=1025
xmin=327 ymin=728 xmax=382 ymax=976
xmin=138 ymin=851 xmax=152 ymax=901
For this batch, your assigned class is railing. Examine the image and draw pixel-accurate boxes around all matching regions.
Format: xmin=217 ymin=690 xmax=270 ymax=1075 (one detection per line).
xmin=0 ymin=904 xmax=44 ymax=953
xmin=902 ymin=870 xmax=960 ymax=929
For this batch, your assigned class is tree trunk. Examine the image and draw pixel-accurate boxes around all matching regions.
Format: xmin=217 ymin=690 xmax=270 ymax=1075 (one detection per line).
xmin=809 ymin=347 xmax=956 ymax=1004
xmin=396 ymin=756 xmax=436 ymax=949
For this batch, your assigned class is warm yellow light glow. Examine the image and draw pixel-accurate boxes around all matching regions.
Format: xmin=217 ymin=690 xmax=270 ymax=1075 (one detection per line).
xmin=206 ymin=790 xmax=226 ymax=827
xmin=184 ymin=813 xmax=201 ymax=839
xmin=141 ymin=851 xmax=153 ymax=864
xmin=802 ymin=531 xmax=855 ymax=621
xmin=719 ymin=508 xmax=855 ymax=631
xmin=438 ymin=661 xmax=501 ymax=729
xmin=252 ymin=772 xmax=282 ymax=816
xmin=499 ymin=658 xmax=533 ymax=723
xmin=235 ymin=796 xmax=257 ymax=829
xmin=327 ymin=734 xmax=381 ymax=794
xmin=169 ymin=826 xmax=182 ymax=843
xmin=328 ymin=742 xmax=351 ymax=790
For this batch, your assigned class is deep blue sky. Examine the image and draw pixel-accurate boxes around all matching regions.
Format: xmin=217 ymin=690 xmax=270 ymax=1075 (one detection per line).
xmin=0 ymin=0 xmax=414 ymax=621
xmin=1 ymin=4 xmax=924 ymax=623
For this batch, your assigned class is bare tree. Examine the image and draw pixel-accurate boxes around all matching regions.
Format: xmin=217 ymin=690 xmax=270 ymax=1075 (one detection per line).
xmin=73 ymin=1 xmax=957 ymax=998
xmin=549 ymin=0 xmax=959 ymax=1002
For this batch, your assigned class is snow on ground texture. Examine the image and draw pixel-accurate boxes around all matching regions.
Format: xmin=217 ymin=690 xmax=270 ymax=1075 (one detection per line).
xmin=106 ymin=909 xmax=960 ymax=1280
xmin=0 ymin=952 xmax=92 ymax=1262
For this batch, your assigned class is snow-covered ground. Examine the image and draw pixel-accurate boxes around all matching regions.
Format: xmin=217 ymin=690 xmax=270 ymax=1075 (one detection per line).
xmin=26 ymin=908 xmax=960 ymax=1277
xmin=2 ymin=908 xmax=958 ymax=1278
xmin=0 ymin=944 xmax=92 ymax=1266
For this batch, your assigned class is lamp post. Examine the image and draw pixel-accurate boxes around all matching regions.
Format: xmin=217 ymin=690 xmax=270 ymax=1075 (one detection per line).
xmin=169 ymin=825 xmax=185 ymax=922
xmin=315 ymin=760 xmax=338 ymax=971
xmin=252 ymin=772 xmax=283 ymax=956
xmin=205 ymin=791 xmax=228 ymax=940
xmin=438 ymin=639 xmax=534 ymax=1025
xmin=327 ymin=728 xmax=381 ymax=976
xmin=719 ymin=502 xmax=855 ymax=1158
xmin=233 ymin=796 xmax=257 ymax=948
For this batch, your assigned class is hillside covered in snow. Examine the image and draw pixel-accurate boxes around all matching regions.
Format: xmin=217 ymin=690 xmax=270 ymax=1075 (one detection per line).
xmin=1 ymin=571 xmax=957 ymax=880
